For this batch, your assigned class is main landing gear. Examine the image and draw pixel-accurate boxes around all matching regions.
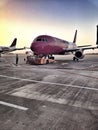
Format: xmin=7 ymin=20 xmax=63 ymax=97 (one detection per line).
xmin=48 ymin=55 xmax=54 ymax=60
xmin=73 ymin=57 xmax=79 ymax=61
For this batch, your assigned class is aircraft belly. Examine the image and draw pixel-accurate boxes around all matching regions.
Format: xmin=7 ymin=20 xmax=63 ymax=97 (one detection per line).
xmin=34 ymin=45 xmax=63 ymax=55
xmin=43 ymin=45 xmax=63 ymax=54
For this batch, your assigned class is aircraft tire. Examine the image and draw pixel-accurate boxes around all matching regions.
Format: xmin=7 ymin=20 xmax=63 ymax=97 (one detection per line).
xmin=73 ymin=57 xmax=76 ymax=61
xmin=46 ymin=59 xmax=49 ymax=64
xmin=73 ymin=57 xmax=79 ymax=61
xmin=51 ymin=56 xmax=54 ymax=60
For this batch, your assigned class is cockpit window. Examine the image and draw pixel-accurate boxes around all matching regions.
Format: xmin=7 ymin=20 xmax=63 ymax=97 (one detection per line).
xmin=36 ymin=38 xmax=42 ymax=41
xmin=36 ymin=38 xmax=47 ymax=42
xmin=43 ymin=38 xmax=47 ymax=42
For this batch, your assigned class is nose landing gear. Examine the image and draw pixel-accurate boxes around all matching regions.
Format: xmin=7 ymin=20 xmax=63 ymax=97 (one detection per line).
xmin=26 ymin=54 xmax=55 ymax=65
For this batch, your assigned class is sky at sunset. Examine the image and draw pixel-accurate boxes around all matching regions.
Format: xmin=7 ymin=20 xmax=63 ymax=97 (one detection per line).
xmin=0 ymin=0 xmax=98 ymax=48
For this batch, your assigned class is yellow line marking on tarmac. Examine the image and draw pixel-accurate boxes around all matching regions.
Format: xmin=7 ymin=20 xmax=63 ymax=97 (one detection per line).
xmin=0 ymin=101 xmax=28 ymax=111
xmin=0 ymin=74 xmax=98 ymax=91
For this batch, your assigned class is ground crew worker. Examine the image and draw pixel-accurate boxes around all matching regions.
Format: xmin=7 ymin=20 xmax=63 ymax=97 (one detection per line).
xmin=16 ymin=54 xmax=19 ymax=66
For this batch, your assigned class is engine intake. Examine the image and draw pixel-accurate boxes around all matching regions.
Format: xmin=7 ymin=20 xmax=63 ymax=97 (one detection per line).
xmin=75 ymin=50 xmax=84 ymax=59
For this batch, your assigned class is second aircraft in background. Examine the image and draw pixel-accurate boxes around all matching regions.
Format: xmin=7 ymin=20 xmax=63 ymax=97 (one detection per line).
xmin=0 ymin=38 xmax=25 ymax=57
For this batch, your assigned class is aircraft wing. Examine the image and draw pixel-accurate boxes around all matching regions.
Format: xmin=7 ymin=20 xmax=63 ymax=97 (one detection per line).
xmin=77 ymin=45 xmax=91 ymax=47
xmin=7 ymin=47 xmax=26 ymax=53
xmin=65 ymin=46 xmax=98 ymax=52
xmin=14 ymin=47 xmax=26 ymax=50
xmin=81 ymin=46 xmax=98 ymax=50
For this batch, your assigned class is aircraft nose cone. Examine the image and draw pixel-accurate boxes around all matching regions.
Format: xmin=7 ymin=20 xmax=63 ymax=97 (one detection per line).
xmin=30 ymin=42 xmax=39 ymax=52
xmin=30 ymin=42 xmax=35 ymax=50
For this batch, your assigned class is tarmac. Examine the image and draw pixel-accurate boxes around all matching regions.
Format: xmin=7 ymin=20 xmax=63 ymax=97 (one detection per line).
xmin=0 ymin=53 xmax=98 ymax=130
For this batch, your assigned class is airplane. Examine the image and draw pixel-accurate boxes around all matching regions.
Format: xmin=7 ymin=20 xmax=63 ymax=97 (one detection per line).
xmin=0 ymin=38 xmax=25 ymax=57
xmin=30 ymin=25 xmax=98 ymax=62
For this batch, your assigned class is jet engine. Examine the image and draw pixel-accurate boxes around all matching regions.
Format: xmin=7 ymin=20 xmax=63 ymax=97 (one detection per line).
xmin=74 ymin=50 xmax=84 ymax=59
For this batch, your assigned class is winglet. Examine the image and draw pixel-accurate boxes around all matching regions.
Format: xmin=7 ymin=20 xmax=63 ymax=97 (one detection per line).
xmin=10 ymin=38 xmax=17 ymax=47
xmin=73 ymin=30 xmax=77 ymax=43
xmin=96 ymin=25 xmax=98 ymax=45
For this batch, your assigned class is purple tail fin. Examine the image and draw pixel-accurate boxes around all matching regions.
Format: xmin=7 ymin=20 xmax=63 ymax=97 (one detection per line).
xmin=73 ymin=30 xmax=77 ymax=43
xmin=96 ymin=25 xmax=98 ymax=45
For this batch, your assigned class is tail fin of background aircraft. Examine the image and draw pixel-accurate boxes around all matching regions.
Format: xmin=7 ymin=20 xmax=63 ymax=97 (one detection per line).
xmin=96 ymin=25 xmax=98 ymax=45
xmin=10 ymin=38 xmax=17 ymax=47
xmin=73 ymin=30 xmax=77 ymax=43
